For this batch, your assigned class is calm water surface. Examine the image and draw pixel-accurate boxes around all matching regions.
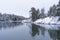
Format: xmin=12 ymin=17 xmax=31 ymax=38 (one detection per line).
xmin=0 ymin=22 xmax=60 ymax=40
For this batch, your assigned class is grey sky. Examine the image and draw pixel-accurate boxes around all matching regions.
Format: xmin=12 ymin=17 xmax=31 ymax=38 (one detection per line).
xmin=0 ymin=0 xmax=59 ymax=17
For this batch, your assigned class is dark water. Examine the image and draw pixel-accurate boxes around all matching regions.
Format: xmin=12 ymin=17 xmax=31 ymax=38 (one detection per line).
xmin=0 ymin=22 xmax=60 ymax=40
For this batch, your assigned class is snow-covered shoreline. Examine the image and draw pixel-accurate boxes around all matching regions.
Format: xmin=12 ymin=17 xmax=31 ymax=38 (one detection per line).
xmin=34 ymin=16 xmax=60 ymax=25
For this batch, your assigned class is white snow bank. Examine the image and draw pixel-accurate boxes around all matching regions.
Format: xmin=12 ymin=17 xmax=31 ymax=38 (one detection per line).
xmin=22 ymin=19 xmax=31 ymax=23
xmin=35 ymin=24 xmax=60 ymax=30
xmin=34 ymin=16 xmax=60 ymax=24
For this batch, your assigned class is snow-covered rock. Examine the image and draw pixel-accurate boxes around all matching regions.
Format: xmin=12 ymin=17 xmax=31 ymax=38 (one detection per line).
xmin=34 ymin=16 xmax=60 ymax=24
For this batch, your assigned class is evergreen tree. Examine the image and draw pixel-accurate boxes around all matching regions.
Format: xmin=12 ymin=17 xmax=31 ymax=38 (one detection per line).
xmin=48 ymin=4 xmax=56 ymax=16
xmin=29 ymin=7 xmax=40 ymax=21
xmin=40 ymin=8 xmax=45 ymax=18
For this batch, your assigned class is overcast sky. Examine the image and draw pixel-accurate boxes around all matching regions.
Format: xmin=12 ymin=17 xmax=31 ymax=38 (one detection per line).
xmin=0 ymin=0 xmax=59 ymax=17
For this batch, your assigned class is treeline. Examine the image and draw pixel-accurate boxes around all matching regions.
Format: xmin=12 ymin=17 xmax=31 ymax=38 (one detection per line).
xmin=0 ymin=13 xmax=25 ymax=21
xmin=29 ymin=4 xmax=59 ymax=21
xmin=29 ymin=7 xmax=46 ymax=21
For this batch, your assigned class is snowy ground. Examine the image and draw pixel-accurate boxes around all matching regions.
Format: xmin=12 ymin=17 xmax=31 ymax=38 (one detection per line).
xmin=22 ymin=19 xmax=32 ymax=23
xmin=34 ymin=16 xmax=60 ymax=25
xmin=21 ymin=17 xmax=60 ymax=30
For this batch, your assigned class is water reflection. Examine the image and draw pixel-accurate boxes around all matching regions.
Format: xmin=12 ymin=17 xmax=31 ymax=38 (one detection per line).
xmin=0 ymin=22 xmax=60 ymax=40
xmin=0 ymin=22 xmax=22 ymax=30
xmin=48 ymin=30 xmax=60 ymax=40
xmin=30 ymin=24 xmax=45 ymax=37
xmin=30 ymin=23 xmax=60 ymax=40
xmin=57 ymin=30 xmax=60 ymax=40
xmin=31 ymin=24 xmax=40 ymax=37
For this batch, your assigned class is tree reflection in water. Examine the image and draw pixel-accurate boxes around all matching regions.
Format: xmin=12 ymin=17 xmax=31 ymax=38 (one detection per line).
xmin=30 ymin=23 xmax=60 ymax=40
xmin=31 ymin=24 xmax=40 ymax=37
xmin=30 ymin=24 xmax=45 ymax=37
xmin=48 ymin=30 xmax=57 ymax=40
xmin=0 ymin=22 xmax=22 ymax=30
xmin=0 ymin=22 xmax=60 ymax=40
xmin=57 ymin=30 xmax=60 ymax=40
xmin=48 ymin=30 xmax=60 ymax=40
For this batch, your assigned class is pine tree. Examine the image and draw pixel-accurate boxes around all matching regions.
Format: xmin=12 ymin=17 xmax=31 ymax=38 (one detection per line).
xmin=29 ymin=7 xmax=40 ymax=21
